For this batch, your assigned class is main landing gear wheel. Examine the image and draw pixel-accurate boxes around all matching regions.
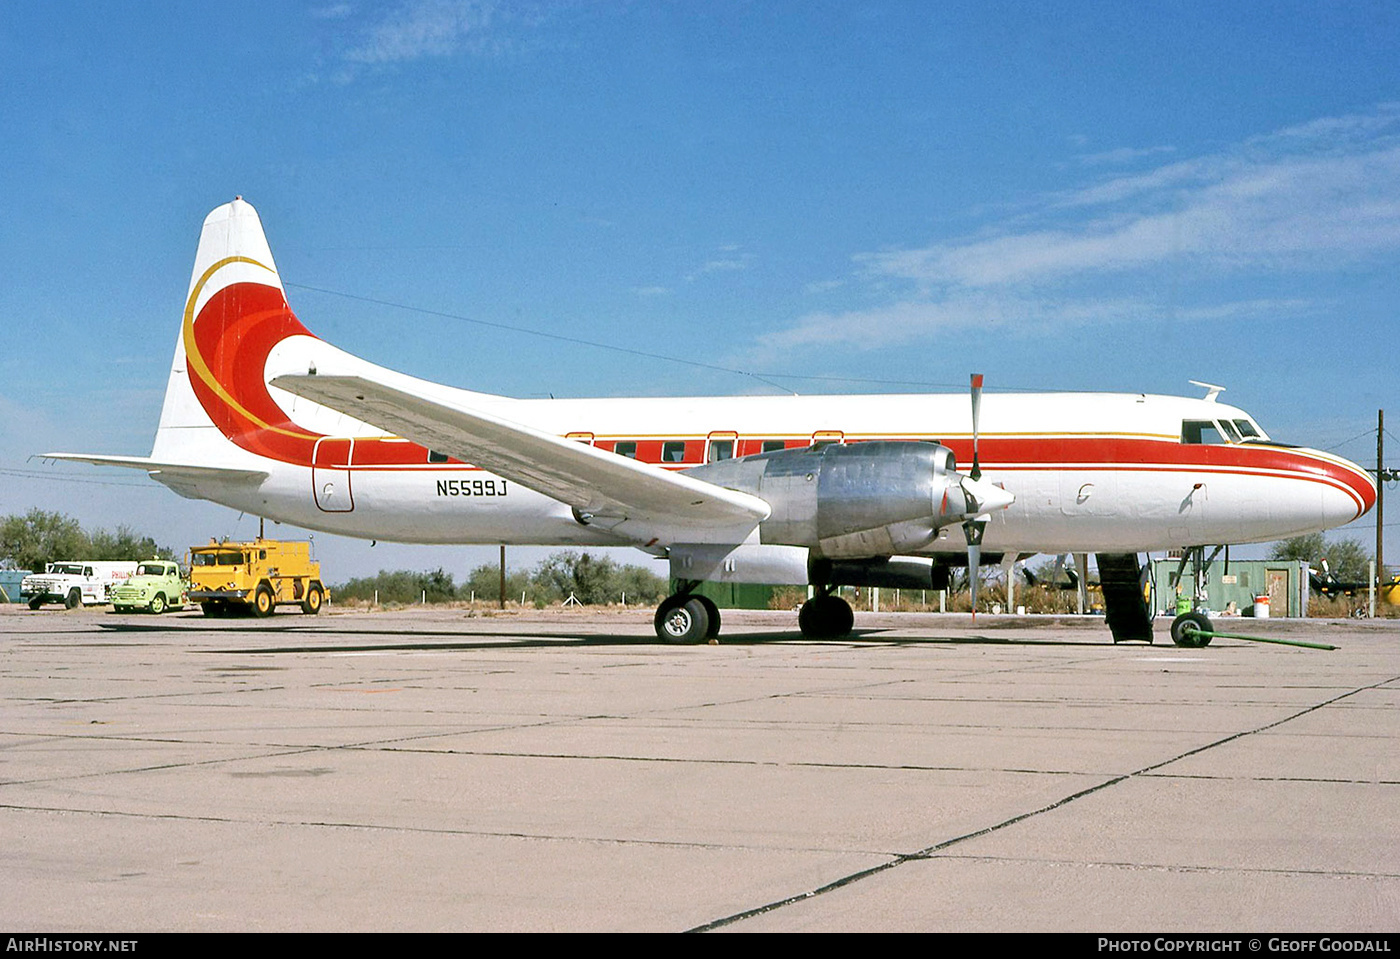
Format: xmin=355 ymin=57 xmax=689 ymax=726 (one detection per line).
xmin=798 ymin=594 xmax=854 ymax=639
xmin=1170 ymin=612 xmax=1213 ymax=648
xmin=695 ymin=595 xmax=721 ymax=639
xmin=654 ymin=595 xmax=711 ymax=644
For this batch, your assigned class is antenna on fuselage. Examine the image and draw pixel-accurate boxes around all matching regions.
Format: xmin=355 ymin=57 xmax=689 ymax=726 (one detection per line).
xmin=1189 ymin=380 xmax=1227 ymax=402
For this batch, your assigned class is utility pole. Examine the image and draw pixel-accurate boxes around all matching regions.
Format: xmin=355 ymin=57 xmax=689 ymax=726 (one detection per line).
xmin=499 ymin=544 xmax=506 ymax=609
xmin=1378 ymin=410 xmax=1385 ymax=592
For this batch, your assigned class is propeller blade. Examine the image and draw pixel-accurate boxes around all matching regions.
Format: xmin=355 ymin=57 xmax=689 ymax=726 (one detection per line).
xmin=965 ymin=373 xmax=987 ymax=621
xmin=969 ymin=373 xmax=983 ymax=482
xmin=964 ymin=517 xmax=985 ymax=621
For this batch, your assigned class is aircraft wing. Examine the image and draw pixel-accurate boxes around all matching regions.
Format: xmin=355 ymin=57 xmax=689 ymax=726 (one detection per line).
xmin=40 ymin=453 xmax=269 ymax=482
xmin=271 ymin=374 xmax=771 ymax=532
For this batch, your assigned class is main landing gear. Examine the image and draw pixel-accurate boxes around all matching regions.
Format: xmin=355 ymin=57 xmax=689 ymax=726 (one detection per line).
xmin=797 ymin=589 xmax=853 ymax=639
xmin=653 ymin=581 xmax=721 ymax=644
xmin=651 ymin=583 xmax=856 ymax=643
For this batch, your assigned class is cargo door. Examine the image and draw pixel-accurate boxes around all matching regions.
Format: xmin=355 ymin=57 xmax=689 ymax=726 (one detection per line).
xmin=312 ymin=437 xmax=355 ymax=512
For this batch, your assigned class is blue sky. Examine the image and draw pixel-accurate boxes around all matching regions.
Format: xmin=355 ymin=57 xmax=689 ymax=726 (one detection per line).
xmin=2 ymin=1 xmax=1397 ymax=581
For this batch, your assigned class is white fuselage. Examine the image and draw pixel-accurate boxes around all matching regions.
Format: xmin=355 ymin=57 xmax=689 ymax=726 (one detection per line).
xmin=165 ymin=380 xmax=1374 ymax=557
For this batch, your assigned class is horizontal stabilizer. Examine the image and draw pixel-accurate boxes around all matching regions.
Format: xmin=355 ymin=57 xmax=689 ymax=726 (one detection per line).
xmin=41 ymin=453 xmax=269 ymax=483
xmin=271 ymin=374 xmax=771 ymax=531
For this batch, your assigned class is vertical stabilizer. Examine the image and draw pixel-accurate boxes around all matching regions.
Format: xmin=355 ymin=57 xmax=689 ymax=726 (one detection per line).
xmin=150 ymin=198 xmax=300 ymax=464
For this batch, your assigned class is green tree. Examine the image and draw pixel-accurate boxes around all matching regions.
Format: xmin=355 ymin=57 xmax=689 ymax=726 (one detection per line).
xmin=462 ymin=562 xmax=532 ymax=604
xmin=531 ymin=550 xmax=667 ymax=605
xmin=613 ymin=562 xmax=668 ymax=604
xmin=0 ymin=510 xmax=89 ymax=572
xmin=88 ymin=525 xmax=171 ymax=562
xmin=333 ymin=568 xmax=456 ymax=604
xmin=1270 ymin=534 xmax=1371 ymax=582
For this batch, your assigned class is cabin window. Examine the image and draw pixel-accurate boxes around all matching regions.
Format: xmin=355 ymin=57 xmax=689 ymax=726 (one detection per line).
xmin=762 ymin=440 xmax=787 ymax=453
xmin=661 ymin=441 xmax=688 ymax=463
xmin=427 ymin=450 xmax=449 ymax=464
xmin=707 ymin=440 xmax=734 ymax=462
xmin=613 ymin=441 xmax=637 ymax=459
xmin=1181 ymin=420 xmax=1226 ymax=445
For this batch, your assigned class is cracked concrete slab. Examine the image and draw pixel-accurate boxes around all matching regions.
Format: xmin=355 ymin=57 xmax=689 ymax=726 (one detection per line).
xmin=2 ymin=606 xmax=1396 ymax=932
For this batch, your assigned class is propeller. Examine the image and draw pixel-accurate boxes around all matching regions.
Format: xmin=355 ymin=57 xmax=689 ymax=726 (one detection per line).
xmin=964 ymin=374 xmax=986 ymax=620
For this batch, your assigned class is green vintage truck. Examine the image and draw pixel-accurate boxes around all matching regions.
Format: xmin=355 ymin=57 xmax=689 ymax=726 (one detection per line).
xmin=110 ymin=560 xmax=188 ymax=614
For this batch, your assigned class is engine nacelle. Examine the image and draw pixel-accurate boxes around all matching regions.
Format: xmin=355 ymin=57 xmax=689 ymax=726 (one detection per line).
xmin=684 ymin=441 xmax=975 ymax=559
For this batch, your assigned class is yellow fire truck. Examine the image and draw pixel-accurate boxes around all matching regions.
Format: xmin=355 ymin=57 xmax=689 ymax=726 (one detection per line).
xmin=188 ymin=538 xmax=325 ymax=617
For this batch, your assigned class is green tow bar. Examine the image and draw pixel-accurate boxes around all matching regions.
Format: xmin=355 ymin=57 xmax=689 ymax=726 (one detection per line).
xmin=1182 ymin=624 xmax=1337 ymax=651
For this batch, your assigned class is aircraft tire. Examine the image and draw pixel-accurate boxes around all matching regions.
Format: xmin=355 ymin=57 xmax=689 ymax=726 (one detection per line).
xmin=1170 ymin=612 xmax=1213 ymax=648
xmin=695 ymin=595 xmax=721 ymax=638
xmin=798 ymin=595 xmax=854 ymax=639
xmin=654 ymin=595 xmax=710 ymax=644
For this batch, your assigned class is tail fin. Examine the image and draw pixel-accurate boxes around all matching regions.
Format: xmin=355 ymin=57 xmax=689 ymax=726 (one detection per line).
xmin=140 ymin=198 xmax=499 ymax=474
xmin=150 ymin=198 xmax=319 ymax=466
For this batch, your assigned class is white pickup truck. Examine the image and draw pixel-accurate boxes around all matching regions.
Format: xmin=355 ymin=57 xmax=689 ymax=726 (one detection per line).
xmin=21 ymin=562 xmax=138 ymax=610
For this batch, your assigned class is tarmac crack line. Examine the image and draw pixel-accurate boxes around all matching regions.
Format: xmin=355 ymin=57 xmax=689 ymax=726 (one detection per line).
xmin=927 ymin=852 xmax=1400 ymax=881
xmin=0 ymin=801 xmax=891 ymax=857
xmin=685 ymin=671 xmax=1400 ymax=933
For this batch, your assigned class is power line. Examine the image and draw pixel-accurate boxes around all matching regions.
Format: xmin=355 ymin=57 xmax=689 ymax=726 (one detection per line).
xmin=0 ymin=468 xmax=154 ymax=489
xmin=286 ymin=281 xmax=1047 ymax=394
xmin=286 ymin=282 xmax=799 ymax=395
xmin=1323 ymin=427 xmax=1378 ymax=453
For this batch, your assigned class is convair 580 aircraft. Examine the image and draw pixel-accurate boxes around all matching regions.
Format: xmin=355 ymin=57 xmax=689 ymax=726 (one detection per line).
xmin=47 ymin=199 xmax=1376 ymax=645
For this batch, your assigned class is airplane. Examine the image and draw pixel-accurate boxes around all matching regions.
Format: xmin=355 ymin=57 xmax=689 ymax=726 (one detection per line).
xmin=44 ymin=198 xmax=1377 ymax=646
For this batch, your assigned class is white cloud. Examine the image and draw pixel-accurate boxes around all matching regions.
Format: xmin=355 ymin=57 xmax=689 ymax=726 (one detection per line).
xmin=346 ymin=0 xmax=499 ymax=65
xmin=1075 ymin=144 xmax=1176 ymax=167
xmin=312 ymin=3 xmax=354 ymax=20
xmin=685 ymin=249 xmax=755 ymax=282
xmin=895 ymin=147 xmax=1400 ymax=288
xmin=760 ymin=107 xmax=1400 ymax=354
xmin=757 ymin=294 xmax=1308 ymax=354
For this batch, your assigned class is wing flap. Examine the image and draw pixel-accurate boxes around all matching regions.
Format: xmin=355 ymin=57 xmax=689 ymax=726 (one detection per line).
xmin=271 ymin=374 xmax=770 ymax=530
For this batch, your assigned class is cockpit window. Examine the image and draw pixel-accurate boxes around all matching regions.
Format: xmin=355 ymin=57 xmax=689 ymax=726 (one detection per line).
xmin=1181 ymin=420 xmax=1226 ymax=445
xmin=1233 ymin=418 xmax=1263 ymax=440
xmin=1218 ymin=419 xmax=1242 ymax=443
